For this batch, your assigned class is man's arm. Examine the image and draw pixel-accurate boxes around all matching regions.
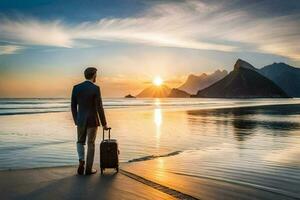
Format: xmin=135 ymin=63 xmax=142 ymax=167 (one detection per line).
xmin=71 ymin=86 xmax=78 ymax=125
xmin=96 ymin=86 xmax=107 ymax=127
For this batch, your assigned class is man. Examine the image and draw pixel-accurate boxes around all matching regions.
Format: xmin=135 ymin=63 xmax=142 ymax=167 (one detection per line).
xmin=71 ymin=67 xmax=109 ymax=175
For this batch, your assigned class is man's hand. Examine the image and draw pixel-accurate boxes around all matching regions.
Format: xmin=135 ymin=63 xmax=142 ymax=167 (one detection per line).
xmin=103 ymin=125 xmax=110 ymax=130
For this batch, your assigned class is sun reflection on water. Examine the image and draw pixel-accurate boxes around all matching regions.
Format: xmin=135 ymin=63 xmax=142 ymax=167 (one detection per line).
xmin=154 ymin=98 xmax=161 ymax=106
xmin=154 ymin=108 xmax=162 ymax=127
xmin=154 ymin=99 xmax=162 ymax=149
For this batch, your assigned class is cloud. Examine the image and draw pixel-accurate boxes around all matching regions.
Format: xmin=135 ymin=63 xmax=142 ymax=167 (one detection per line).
xmin=0 ymin=1 xmax=299 ymax=60
xmin=217 ymin=14 xmax=300 ymax=60
xmin=0 ymin=45 xmax=23 ymax=55
xmin=0 ymin=18 xmax=72 ymax=47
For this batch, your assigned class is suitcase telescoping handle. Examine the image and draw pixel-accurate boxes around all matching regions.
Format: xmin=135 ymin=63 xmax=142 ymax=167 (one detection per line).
xmin=102 ymin=127 xmax=112 ymax=140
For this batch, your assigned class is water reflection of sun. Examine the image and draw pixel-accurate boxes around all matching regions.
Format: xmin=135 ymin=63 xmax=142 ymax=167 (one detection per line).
xmin=154 ymin=99 xmax=162 ymax=127
xmin=155 ymin=98 xmax=160 ymax=106
xmin=154 ymin=108 xmax=162 ymax=126
xmin=154 ymin=99 xmax=162 ymax=149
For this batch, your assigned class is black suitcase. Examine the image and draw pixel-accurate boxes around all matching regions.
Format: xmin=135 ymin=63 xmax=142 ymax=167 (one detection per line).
xmin=100 ymin=128 xmax=119 ymax=174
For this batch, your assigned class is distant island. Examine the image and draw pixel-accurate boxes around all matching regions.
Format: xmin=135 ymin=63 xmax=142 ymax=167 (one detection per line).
xmin=125 ymin=94 xmax=136 ymax=98
xmin=168 ymin=88 xmax=190 ymax=98
xmin=136 ymin=85 xmax=171 ymax=98
xmin=132 ymin=58 xmax=298 ymax=98
xmin=135 ymin=84 xmax=191 ymax=98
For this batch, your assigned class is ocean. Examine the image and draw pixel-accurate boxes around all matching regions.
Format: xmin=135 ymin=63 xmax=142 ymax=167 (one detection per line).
xmin=0 ymin=98 xmax=299 ymax=199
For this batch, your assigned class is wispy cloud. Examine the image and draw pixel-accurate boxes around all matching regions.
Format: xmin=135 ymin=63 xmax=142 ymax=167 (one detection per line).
xmin=0 ymin=45 xmax=23 ymax=55
xmin=0 ymin=18 xmax=72 ymax=47
xmin=217 ymin=14 xmax=300 ymax=60
xmin=0 ymin=0 xmax=299 ymax=60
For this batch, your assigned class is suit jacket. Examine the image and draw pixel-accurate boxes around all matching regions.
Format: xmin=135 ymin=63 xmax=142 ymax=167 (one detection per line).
xmin=71 ymin=81 xmax=107 ymax=128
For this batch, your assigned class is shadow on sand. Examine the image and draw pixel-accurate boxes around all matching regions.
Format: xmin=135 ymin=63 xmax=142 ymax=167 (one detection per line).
xmin=25 ymin=172 xmax=117 ymax=199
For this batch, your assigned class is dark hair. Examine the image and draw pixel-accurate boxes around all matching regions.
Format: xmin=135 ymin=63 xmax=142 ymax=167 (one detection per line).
xmin=84 ymin=67 xmax=97 ymax=79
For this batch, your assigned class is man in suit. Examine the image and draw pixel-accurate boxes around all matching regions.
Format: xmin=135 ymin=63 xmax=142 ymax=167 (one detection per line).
xmin=71 ymin=67 xmax=109 ymax=175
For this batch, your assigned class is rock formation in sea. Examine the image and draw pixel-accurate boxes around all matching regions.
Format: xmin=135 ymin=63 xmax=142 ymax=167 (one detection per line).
xmin=195 ymin=59 xmax=289 ymax=98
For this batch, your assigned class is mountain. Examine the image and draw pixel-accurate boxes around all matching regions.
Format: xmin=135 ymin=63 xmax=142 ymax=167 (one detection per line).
xmin=195 ymin=59 xmax=289 ymax=98
xmin=136 ymin=84 xmax=171 ymax=98
xmin=178 ymin=70 xmax=228 ymax=94
xmin=168 ymin=88 xmax=190 ymax=98
xmin=259 ymin=63 xmax=300 ymax=97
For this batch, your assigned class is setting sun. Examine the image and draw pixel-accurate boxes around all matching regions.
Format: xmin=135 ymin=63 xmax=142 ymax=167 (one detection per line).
xmin=153 ymin=76 xmax=163 ymax=86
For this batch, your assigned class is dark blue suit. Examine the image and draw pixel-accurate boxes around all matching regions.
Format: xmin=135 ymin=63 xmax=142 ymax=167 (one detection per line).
xmin=71 ymin=81 xmax=107 ymax=128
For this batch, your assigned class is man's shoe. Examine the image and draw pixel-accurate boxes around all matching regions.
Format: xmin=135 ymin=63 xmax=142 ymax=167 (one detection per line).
xmin=85 ymin=168 xmax=97 ymax=175
xmin=77 ymin=160 xmax=85 ymax=175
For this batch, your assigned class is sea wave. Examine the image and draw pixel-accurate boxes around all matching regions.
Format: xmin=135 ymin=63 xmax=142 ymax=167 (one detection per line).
xmin=0 ymin=140 xmax=71 ymax=151
xmin=0 ymin=106 xmax=69 ymax=110
xmin=0 ymin=110 xmax=67 ymax=116
xmin=128 ymin=151 xmax=183 ymax=162
xmin=1 ymin=98 xmax=300 ymax=116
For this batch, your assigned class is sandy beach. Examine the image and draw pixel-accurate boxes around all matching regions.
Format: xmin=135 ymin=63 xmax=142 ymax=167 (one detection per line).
xmin=2 ymin=158 xmax=299 ymax=200
xmin=0 ymin=165 xmax=179 ymax=200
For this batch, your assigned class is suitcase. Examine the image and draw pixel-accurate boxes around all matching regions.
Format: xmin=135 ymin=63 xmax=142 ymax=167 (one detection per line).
xmin=100 ymin=128 xmax=119 ymax=174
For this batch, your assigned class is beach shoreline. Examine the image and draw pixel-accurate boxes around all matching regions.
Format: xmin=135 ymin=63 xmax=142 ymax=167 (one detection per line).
xmin=0 ymin=164 xmax=179 ymax=200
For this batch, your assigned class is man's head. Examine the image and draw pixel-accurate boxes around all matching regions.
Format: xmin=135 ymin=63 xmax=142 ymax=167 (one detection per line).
xmin=84 ymin=67 xmax=97 ymax=83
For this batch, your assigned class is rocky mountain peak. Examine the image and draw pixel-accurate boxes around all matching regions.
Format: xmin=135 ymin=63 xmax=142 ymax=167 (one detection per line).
xmin=234 ymin=59 xmax=256 ymax=71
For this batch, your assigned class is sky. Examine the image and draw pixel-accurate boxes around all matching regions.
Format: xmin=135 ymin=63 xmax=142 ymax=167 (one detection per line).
xmin=0 ymin=0 xmax=300 ymax=97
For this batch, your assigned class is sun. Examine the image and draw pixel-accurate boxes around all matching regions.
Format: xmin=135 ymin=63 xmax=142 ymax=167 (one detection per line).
xmin=153 ymin=76 xmax=163 ymax=86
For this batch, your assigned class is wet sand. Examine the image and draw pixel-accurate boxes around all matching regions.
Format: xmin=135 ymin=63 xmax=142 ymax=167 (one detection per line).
xmin=0 ymin=165 xmax=176 ymax=200
xmin=122 ymin=149 xmax=300 ymax=200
